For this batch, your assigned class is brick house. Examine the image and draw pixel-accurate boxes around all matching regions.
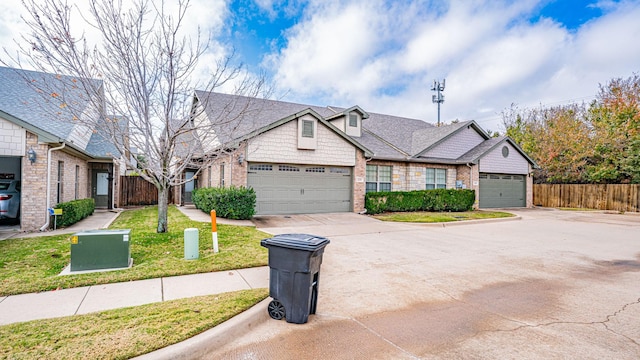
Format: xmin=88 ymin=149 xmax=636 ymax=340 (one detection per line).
xmin=184 ymin=91 xmax=537 ymax=215
xmin=0 ymin=67 xmax=122 ymax=232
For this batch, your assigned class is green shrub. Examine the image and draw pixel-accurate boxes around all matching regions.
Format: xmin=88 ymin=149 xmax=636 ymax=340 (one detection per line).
xmin=365 ymin=189 xmax=475 ymax=214
xmin=53 ymin=198 xmax=95 ymax=228
xmin=192 ymin=186 xmax=256 ymax=220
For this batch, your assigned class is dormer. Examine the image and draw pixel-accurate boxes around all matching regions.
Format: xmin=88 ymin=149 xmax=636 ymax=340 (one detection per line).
xmin=326 ymin=105 xmax=368 ymax=137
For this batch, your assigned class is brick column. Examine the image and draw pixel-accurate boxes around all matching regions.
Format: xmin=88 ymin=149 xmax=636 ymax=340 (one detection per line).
xmin=353 ymin=150 xmax=366 ymax=213
xmin=21 ymin=132 xmax=49 ymax=232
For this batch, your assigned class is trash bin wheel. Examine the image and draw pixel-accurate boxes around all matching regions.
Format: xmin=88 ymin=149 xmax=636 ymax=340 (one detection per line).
xmin=268 ymin=300 xmax=285 ymax=320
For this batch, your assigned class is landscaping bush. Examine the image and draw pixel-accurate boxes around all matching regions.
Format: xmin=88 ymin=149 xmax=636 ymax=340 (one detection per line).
xmin=192 ymin=186 xmax=256 ymax=220
xmin=365 ymin=189 xmax=475 ymax=214
xmin=53 ymin=198 xmax=95 ymax=228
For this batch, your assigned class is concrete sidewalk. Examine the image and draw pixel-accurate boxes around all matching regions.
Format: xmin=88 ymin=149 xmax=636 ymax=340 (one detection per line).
xmin=0 ymin=205 xmax=268 ymax=326
xmin=0 ymin=267 xmax=268 ymax=325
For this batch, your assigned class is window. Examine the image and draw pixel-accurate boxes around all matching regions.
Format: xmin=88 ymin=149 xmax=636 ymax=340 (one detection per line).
xmin=426 ymin=168 xmax=446 ymax=189
xmin=279 ymin=165 xmax=300 ymax=172
xmin=302 ymin=120 xmax=314 ymax=138
xmin=502 ymin=146 xmax=509 ymax=158
xmin=366 ymin=165 xmax=392 ymax=193
xmin=75 ymin=165 xmax=79 ymax=199
xmin=219 ymin=164 xmax=225 ymax=187
xmin=57 ymin=161 xmax=64 ymax=203
xmin=349 ymin=113 xmax=358 ymax=127
xmin=249 ymin=164 xmax=273 ymax=171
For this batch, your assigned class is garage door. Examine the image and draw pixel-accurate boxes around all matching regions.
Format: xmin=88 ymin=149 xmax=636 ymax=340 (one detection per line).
xmin=247 ymin=163 xmax=352 ymax=215
xmin=479 ymin=173 xmax=526 ymax=208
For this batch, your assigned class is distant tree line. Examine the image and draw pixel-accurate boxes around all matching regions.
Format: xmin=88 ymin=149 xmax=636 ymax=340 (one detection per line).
xmin=502 ymin=73 xmax=640 ymax=184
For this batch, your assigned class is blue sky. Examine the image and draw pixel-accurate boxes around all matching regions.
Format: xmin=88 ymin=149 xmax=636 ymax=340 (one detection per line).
xmin=1 ymin=0 xmax=639 ymax=132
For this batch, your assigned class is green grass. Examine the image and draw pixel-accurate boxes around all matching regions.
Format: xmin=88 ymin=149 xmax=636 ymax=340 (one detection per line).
xmin=0 ymin=288 xmax=269 ymax=360
xmin=373 ymin=210 xmax=515 ymax=223
xmin=0 ymin=206 xmax=269 ymax=296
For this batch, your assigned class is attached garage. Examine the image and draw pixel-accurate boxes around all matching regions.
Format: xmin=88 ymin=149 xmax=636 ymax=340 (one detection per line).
xmin=247 ymin=163 xmax=352 ymax=215
xmin=479 ymin=173 xmax=526 ymax=208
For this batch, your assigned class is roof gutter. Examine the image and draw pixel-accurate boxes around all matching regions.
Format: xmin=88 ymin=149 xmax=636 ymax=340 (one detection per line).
xmin=40 ymin=142 xmax=66 ymax=231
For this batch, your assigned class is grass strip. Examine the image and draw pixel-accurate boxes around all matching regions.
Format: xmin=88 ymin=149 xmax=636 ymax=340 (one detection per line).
xmin=0 ymin=206 xmax=269 ymax=296
xmin=0 ymin=288 xmax=268 ymax=360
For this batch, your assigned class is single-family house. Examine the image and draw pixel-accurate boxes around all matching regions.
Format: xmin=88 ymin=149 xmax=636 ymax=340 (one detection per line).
xmin=184 ymin=91 xmax=537 ymax=215
xmin=0 ymin=66 xmax=122 ymax=232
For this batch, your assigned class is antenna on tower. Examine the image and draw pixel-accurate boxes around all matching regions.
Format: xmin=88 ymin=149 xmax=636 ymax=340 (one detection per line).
xmin=431 ymin=79 xmax=445 ymax=126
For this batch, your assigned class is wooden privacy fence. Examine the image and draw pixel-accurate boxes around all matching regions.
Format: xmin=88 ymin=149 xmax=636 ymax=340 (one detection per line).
xmin=533 ymin=184 xmax=640 ymax=212
xmin=119 ymin=176 xmax=159 ymax=207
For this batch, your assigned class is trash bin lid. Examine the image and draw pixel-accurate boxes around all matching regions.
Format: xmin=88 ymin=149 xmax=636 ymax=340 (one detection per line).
xmin=261 ymin=233 xmax=330 ymax=251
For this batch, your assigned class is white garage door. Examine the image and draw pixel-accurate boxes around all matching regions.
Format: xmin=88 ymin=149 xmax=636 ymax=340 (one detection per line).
xmin=247 ymin=163 xmax=352 ymax=215
xmin=479 ymin=173 xmax=526 ymax=208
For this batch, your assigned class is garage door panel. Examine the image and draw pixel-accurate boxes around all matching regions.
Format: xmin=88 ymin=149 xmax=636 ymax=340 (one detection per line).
xmin=248 ymin=163 xmax=352 ymax=215
xmin=479 ymin=173 xmax=525 ymax=208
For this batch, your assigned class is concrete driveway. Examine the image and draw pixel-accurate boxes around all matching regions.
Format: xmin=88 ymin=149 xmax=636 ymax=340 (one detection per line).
xmin=207 ymin=209 xmax=640 ymax=359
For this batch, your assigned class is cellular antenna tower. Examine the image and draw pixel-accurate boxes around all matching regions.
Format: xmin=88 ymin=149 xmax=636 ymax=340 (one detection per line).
xmin=431 ymin=79 xmax=445 ymax=126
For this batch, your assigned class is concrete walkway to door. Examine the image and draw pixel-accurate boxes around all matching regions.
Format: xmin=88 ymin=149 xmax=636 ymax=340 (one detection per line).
xmin=197 ymin=209 xmax=640 ymax=359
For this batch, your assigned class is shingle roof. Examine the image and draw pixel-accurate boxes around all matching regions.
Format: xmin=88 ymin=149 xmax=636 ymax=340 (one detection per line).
xmin=194 ymin=91 xmax=336 ymax=145
xmin=410 ymin=121 xmax=471 ymax=155
xmin=360 ymin=112 xmax=434 ymax=155
xmin=0 ymin=66 xmax=114 ymax=159
xmin=192 ymin=91 xmax=536 ymax=167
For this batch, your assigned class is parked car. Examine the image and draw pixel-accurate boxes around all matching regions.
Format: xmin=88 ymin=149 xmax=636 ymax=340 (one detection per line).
xmin=0 ymin=180 xmax=20 ymax=220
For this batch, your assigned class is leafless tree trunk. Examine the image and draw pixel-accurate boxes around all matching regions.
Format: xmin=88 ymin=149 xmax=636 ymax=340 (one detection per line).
xmin=4 ymin=0 xmax=266 ymax=232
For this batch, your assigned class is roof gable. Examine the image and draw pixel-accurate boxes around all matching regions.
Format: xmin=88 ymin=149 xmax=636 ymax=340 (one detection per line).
xmin=0 ymin=66 xmax=113 ymax=159
xmin=413 ymin=121 xmax=489 ymax=157
xmin=193 ymin=91 xmax=372 ymax=156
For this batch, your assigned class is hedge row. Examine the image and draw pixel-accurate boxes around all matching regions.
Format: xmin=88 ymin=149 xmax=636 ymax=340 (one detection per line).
xmin=365 ymin=189 xmax=475 ymax=214
xmin=54 ymin=198 xmax=96 ymax=228
xmin=192 ymin=186 xmax=256 ymax=220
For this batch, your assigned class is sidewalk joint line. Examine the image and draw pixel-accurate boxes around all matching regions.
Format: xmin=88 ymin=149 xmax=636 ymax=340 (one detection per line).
xmin=74 ymin=287 xmax=91 ymax=315
xmin=236 ymin=270 xmax=252 ymax=289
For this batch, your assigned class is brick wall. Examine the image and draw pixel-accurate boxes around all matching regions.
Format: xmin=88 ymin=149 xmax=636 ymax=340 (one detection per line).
xmin=353 ymin=151 xmax=366 ymax=212
xmin=456 ymin=164 xmax=480 ymax=209
xmin=20 ymin=132 xmax=49 ymax=232
xmin=50 ymin=150 xmax=90 ymax=205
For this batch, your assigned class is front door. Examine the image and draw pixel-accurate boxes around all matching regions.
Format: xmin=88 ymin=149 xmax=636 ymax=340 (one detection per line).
xmin=92 ymin=170 xmax=110 ymax=208
xmin=183 ymin=171 xmax=196 ymax=204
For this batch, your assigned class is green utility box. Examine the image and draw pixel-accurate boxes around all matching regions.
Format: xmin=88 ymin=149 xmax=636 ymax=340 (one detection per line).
xmin=70 ymin=229 xmax=132 ymax=271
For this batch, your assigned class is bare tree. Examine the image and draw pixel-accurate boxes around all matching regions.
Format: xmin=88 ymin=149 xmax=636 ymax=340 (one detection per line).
xmin=5 ymin=0 xmax=266 ymax=232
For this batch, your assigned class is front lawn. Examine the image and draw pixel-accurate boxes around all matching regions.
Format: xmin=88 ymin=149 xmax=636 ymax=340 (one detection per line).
xmin=373 ymin=210 xmax=515 ymax=223
xmin=0 ymin=206 xmax=269 ymax=296
xmin=0 ymin=289 xmax=268 ymax=359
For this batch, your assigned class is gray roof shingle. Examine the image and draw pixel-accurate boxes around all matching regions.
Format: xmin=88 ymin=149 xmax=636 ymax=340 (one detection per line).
xmin=193 ymin=91 xmax=536 ymax=167
xmin=0 ymin=66 xmax=114 ymax=158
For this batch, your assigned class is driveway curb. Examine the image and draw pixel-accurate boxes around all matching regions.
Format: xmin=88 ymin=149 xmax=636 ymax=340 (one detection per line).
xmin=133 ymin=298 xmax=271 ymax=360
xmin=403 ymin=215 xmax=522 ymax=227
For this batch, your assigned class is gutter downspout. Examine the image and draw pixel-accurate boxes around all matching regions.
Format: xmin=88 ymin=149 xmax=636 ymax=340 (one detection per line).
xmin=40 ymin=143 xmax=66 ymax=231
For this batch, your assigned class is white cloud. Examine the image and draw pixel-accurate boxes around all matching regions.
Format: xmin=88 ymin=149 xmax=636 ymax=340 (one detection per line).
xmin=267 ymin=0 xmax=640 ymax=132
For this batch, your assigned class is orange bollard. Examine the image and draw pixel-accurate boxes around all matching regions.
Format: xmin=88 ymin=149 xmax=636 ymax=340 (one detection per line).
xmin=211 ymin=210 xmax=219 ymax=253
